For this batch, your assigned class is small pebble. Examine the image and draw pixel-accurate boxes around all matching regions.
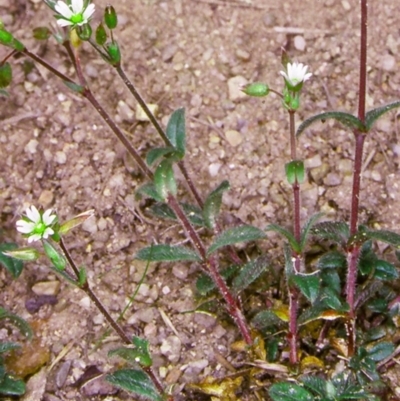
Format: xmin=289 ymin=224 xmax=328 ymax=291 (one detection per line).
xmin=136 ymin=103 xmax=159 ymax=122
xmin=227 ymin=76 xmax=247 ymax=101
xmin=225 ymin=130 xmax=243 ymax=147
xmin=38 ymin=190 xmax=54 ymax=207
xmin=379 ymin=54 xmax=396 ymax=72
xmin=117 ymin=100 xmax=135 ymax=122
xmin=25 ymin=139 xmax=39 ymax=154
xmin=324 ymin=172 xmax=342 ymax=186
xmin=341 ymin=0 xmax=351 ymax=10
xmin=209 ymin=163 xmax=222 ymax=177
xmin=160 ymin=336 xmax=182 ymax=363
xmin=32 ymin=281 xmax=60 ymax=296
xmin=55 ymin=151 xmax=67 ymax=164
xmin=172 ymin=264 xmax=189 ymax=280
xmin=294 ymin=35 xmax=306 ymax=51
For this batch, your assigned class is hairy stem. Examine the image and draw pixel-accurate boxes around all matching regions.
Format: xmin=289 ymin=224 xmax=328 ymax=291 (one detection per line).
xmin=346 ymin=0 xmax=368 ymax=357
xmin=58 ymin=238 xmax=168 ymax=398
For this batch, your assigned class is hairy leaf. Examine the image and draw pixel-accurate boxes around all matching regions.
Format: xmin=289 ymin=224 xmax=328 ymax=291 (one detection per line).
xmin=317 ymin=251 xmax=346 ymax=270
xmin=166 ymin=108 xmax=186 ymax=155
xmin=365 ymin=229 xmax=400 ymax=246
xmin=136 ymin=183 xmax=164 ymax=202
xmin=300 ymin=212 xmax=324 ymax=250
xmin=150 ymin=202 xmax=205 ymax=227
xmin=367 ymin=341 xmax=394 ymax=362
xmin=196 ymin=265 xmax=238 ymax=296
xmin=232 ymin=255 xmax=270 ymax=293
xmin=136 ymin=244 xmax=201 ymax=262
xmin=203 ymin=180 xmax=230 ymax=229
xmin=207 ymin=225 xmax=266 ymax=255
xmin=365 ymin=101 xmax=400 ymax=131
xmin=311 ymin=221 xmax=350 ymax=244
xmin=269 ymin=382 xmax=314 ymax=401
xmin=0 ymin=243 xmax=24 ymax=278
xmin=296 ymin=111 xmax=366 ymax=137
xmin=291 ymin=273 xmax=320 ymax=303
xmin=0 ymin=307 xmax=32 ymax=339
xmin=266 ymin=224 xmax=300 ymax=253
xmin=107 ymin=369 xmax=162 ymax=401
xmin=109 ymin=337 xmax=152 ymax=368
xmin=146 ymin=147 xmax=175 ymax=166
xmin=154 ymin=159 xmax=177 ymax=200
xmin=374 ymin=259 xmax=399 ymax=281
xmin=0 ymin=375 xmax=26 ymax=396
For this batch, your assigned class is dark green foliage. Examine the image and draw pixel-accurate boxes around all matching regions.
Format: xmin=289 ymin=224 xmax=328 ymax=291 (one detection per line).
xmin=0 ymin=243 xmax=24 ymax=278
xmin=196 ymin=265 xmax=239 ymax=296
xmin=0 ymin=62 xmax=12 ymax=88
xmin=166 ymin=108 xmax=186 ymax=156
xmin=154 ymin=159 xmax=177 ymax=200
xmin=317 ymin=251 xmax=346 ymax=270
xmin=232 ymin=255 xmax=270 ymax=293
xmin=266 ymin=224 xmax=300 ymax=253
xmin=365 ymin=101 xmax=400 ymax=130
xmin=291 ymin=273 xmax=320 ymax=303
xmin=203 ymin=180 xmax=230 ymax=230
xmin=311 ymin=222 xmax=349 ymax=244
xmin=109 ymin=336 xmax=152 ymax=368
xmin=269 ymin=382 xmax=314 ymax=401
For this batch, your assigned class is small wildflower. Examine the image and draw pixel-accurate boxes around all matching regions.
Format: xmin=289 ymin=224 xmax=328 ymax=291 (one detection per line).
xmin=16 ymin=206 xmax=57 ymax=243
xmin=54 ymin=0 xmax=95 ymax=28
xmin=280 ymin=62 xmax=312 ymax=90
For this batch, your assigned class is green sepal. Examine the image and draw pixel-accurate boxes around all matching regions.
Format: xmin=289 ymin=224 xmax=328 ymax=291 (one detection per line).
xmin=106 ymin=41 xmax=121 ymax=65
xmin=32 ymin=27 xmax=51 ymax=40
xmin=63 ymin=80 xmax=84 ymax=93
xmin=136 ymin=244 xmax=201 ymax=263
xmin=108 ymin=336 xmax=152 ymax=368
xmin=207 ymin=225 xmax=266 ymax=256
xmin=76 ymin=23 xmax=92 ymax=41
xmin=0 ymin=62 xmax=12 ymax=88
xmin=242 ymin=82 xmax=270 ymax=97
xmin=166 ymin=108 xmax=186 ymax=156
xmin=0 ymin=243 xmax=24 ymax=278
xmin=296 ymin=111 xmax=366 ymax=137
xmin=78 ymin=266 xmax=87 ymax=287
xmin=365 ymin=101 xmax=400 ymax=131
xmin=104 ymin=5 xmax=118 ymax=30
xmin=154 ymin=159 xmax=177 ymax=200
xmin=95 ymin=23 xmax=107 ymax=45
xmin=42 ymin=240 xmax=66 ymax=271
xmin=106 ymin=369 xmax=162 ymax=401
xmin=285 ymin=160 xmax=305 ymax=185
xmin=203 ymin=180 xmax=230 ymax=230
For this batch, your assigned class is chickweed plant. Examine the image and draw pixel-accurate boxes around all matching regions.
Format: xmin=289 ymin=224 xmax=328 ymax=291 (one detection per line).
xmin=1 ymin=0 xmax=400 ymax=399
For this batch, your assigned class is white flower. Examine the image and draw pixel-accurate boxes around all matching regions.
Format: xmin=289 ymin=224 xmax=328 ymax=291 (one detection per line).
xmin=16 ymin=206 xmax=57 ymax=243
xmin=54 ymin=0 xmax=95 ymax=27
xmin=280 ymin=62 xmax=312 ymax=89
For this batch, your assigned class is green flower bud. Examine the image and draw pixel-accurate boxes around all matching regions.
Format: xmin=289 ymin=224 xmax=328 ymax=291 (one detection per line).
xmin=285 ymin=160 xmax=305 ymax=185
xmin=106 ymin=41 xmax=121 ymax=65
xmin=289 ymin=95 xmax=300 ymax=110
xmin=0 ymin=62 xmax=12 ymax=88
xmin=95 ymin=23 xmax=107 ymax=45
xmin=76 ymin=23 xmax=92 ymax=41
xmin=104 ymin=5 xmax=118 ymax=30
xmin=43 ymin=240 xmax=66 ymax=271
xmin=0 ymin=29 xmax=13 ymax=45
xmin=242 ymin=82 xmax=270 ymax=97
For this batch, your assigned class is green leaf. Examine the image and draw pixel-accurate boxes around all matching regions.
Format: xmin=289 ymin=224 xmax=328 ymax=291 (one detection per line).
xmin=300 ymin=212 xmax=324 ymax=251
xmin=291 ymin=273 xmax=320 ymax=303
xmin=321 ymin=270 xmax=341 ymax=293
xmin=203 ymin=180 xmax=230 ymax=230
xmin=320 ymin=287 xmax=343 ymax=310
xmin=266 ymin=224 xmax=300 ymax=253
xmin=269 ymin=382 xmax=314 ymax=401
xmin=166 ymin=108 xmax=186 ymax=155
xmin=0 ymin=308 xmax=32 ymax=339
xmin=107 ymin=369 xmax=162 ymax=401
xmin=195 ymin=265 xmax=238 ymax=296
xmin=207 ymin=225 xmax=266 ymax=255
xmin=365 ymin=101 xmax=400 ymax=131
xmin=63 ymin=80 xmax=84 ymax=93
xmin=42 ymin=240 xmax=66 ymax=271
xmin=251 ymin=310 xmax=285 ymax=331
xmin=374 ymin=259 xmax=399 ymax=281
xmin=317 ymin=251 xmax=346 ymax=270
xmin=364 ymin=229 xmax=400 ymax=246
xmin=285 ymin=160 xmax=305 ymax=185
xmin=0 ymin=375 xmax=26 ymax=396
xmin=0 ymin=243 xmax=24 ymax=278
xmin=149 ymin=202 xmax=205 ymax=227
xmin=146 ymin=147 xmax=176 ymax=166
xmin=136 ymin=244 xmax=201 ymax=263
xmin=0 ymin=342 xmax=20 ymax=354
xmin=296 ymin=111 xmax=366 ymax=137
xmin=0 ymin=62 xmax=12 ymax=88
xmin=301 ymin=375 xmax=333 ymax=398
xmin=154 ymin=159 xmax=177 ymax=200
xmin=367 ymin=341 xmax=394 ymax=362
xmin=311 ymin=221 xmax=350 ymax=244
xmin=32 ymin=27 xmax=51 ymax=40
xmin=136 ymin=183 xmax=164 ymax=202
xmin=109 ymin=337 xmax=152 ymax=368
xmin=232 ymin=255 xmax=270 ymax=293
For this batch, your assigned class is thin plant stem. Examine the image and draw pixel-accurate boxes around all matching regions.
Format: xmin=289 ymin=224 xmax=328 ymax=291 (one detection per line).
xmin=345 ymin=0 xmax=368 ymax=357
xmin=58 ymin=238 xmax=169 ymax=398
xmin=167 ymin=194 xmax=253 ymax=344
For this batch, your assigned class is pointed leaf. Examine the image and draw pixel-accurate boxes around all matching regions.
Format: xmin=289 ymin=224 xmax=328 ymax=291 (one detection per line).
xmin=109 ymin=337 xmax=152 ymax=368
xmin=269 ymin=382 xmax=314 ymax=401
xmin=311 ymin=221 xmax=349 ymax=243
xmin=296 ymin=111 xmax=366 ymax=137
xmin=300 ymin=212 xmax=324 ymax=250
xmin=42 ymin=240 xmax=66 ymax=271
xmin=154 ymin=159 xmax=177 ymax=200
xmin=367 ymin=342 xmax=394 ymax=362
xmin=365 ymin=101 xmax=400 ymax=131
xmin=149 ymin=202 xmax=205 ymax=227
xmin=136 ymin=244 xmax=201 ymax=262
xmin=317 ymin=251 xmax=346 ymax=270
xmin=301 ymin=375 xmax=333 ymax=398
xmin=0 ymin=243 xmax=24 ymax=278
xmin=63 ymin=80 xmax=84 ymax=93
xmin=203 ymin=180 xmax=230 ymax=229
xmin=374 ymin=259 xmax=398 ymax=281
xmin=207 ymin=225 xmax=266 ymax=255
xmin=107 ymin=369 xmax=162 ymax=401
xmin=196 ymin=265 xmax=238 ymax=296
xmin=291 ymin=273 xmax=320 ymax=303
xmin=166 ymin=108 xmax=186 ymax=155
xmin=232 ymin=255 xmax=270 ymax=293
xmin=266 ymin=224 xmax=300 ymax=253
xmin=320 ymin=287 xmax=343 ymax=310
xmin=136 ymin=183 xmax=164 ymax=202
xmin=364 ymin=229 xmax=400 ymax=246
xmin=146 ymin=147 xmax=176 ymax=166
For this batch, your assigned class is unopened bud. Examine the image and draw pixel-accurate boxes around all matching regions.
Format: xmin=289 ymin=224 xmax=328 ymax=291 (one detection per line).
xmin=242 ymin=82 xmax=269 ymax=97
xmin=43 ymin=240 xmax=66 ymax=271
xmin=104 ymin=5 xmax=118 ymax=30
xmin=106 ymin=41 xmax=121 ymax=65
xmin=95 ymin=23 xmax=107 ymax=45
xmin=285 ymin=160 xmax=305 ymax=185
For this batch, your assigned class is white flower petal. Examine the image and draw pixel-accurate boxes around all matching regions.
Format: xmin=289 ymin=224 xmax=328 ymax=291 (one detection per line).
xmin=83 ymin=3 xmax=95 ymax=20
xmin=26 ymin=205 xmax=41 ymax=223
xmin=16 ymin=220 xmax=36 ymax=234
xmin=28 ymin=234 xmax=41 ymax=243
xmin=42 ymin=227 xmax=55 ymax=239
xmin=71 ymin=0 xmax=84 ymax=14
xmin=56 ymin=18 xmax=74 ymax=27
xmin=55 ymin=1 xmax=74 ymax=19
xmin=42 ymin=209 xmax=56 ymax=225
